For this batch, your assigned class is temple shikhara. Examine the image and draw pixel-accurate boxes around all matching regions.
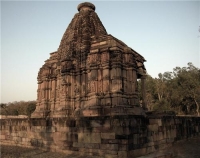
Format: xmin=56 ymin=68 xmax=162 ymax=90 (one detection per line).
xmin=32 ymin=2 xmax=147 ymax=118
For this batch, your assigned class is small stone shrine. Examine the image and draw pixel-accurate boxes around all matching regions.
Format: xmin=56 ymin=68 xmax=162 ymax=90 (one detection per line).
xmin=32 ymin=2 xmax=147 ymax=118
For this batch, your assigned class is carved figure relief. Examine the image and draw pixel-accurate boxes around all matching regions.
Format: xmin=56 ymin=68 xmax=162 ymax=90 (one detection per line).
xmin=51 ymin=90 xmax=55 ymax=98
xmin=82 ymin=84 xmax=86 ymax=94
xmin=103 ymin=69 xmax=109 ymax=80
xmin=61 ymin=77 xmax=66 ymax=85
xmin=91 ymin=81 xmax=96 ymax=92
xmin=88 ymin=71 xmax=91 ymax=81
xmin=101 ymin=53 xmax=108 ymax=62
xmin=111 ymin=52 xmax=121 ymax=62
xmin=87 ymin=56 xmax=91 ymax=64
xmin=56 ymin=90 xmax=59 ymax=98
xmin=97 ymin=54 xmax=101 ymax=64
xmin=61 ymin=85 xmax=66 ymax=95
xmin=74 ymin=84 xmax=80 ymax=95
xmin=112 ymin=80 xmax=118 ymax=91
xmin=87 ymin=82 xmax=91 ymax=93
xmin=91 ymin=70 xmax=97 ymax=80
xmin=98 ymin=82 xmax=102 ymax=92
xmin=61 ymin=62 xmax=66 ymax=71
xmin=103 ymin=81 xmax=109 ymax=92
xmin=91 ymin=54 xmax=97 ymax=63
xmin=115 ymin=53 xmax=121 ymax=61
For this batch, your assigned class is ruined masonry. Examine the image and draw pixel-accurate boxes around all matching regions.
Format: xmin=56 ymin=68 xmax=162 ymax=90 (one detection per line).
xmin=1 ymin=2 xmax=199 ymax=158
xmin=32 ymin=2 xmax=147 ymax=118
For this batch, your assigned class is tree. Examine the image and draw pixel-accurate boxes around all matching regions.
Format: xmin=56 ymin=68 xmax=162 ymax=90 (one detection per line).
xmin=175 ymin=63 xmax=200 ymax=115
xmin=142 ymin=62 xmax=200 ymax=115
xmin=0 ymin=103 xmax=8 ymax=115
xmin=26 ymin=102 xmax=36 ymax=117
xmin=145 ymin=75 xmax=156 ymax=110
xmin=0 ymin=101 xmax=36 ymax=116
xmin=163 ymin=63 xmax=200 ymax=115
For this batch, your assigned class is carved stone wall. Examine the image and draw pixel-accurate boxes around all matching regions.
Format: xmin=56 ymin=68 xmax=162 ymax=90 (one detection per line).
xmin=32 ymin=2 xmax=147 ymax=118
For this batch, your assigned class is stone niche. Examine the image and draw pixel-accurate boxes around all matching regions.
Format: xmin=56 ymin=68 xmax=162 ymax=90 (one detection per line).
xmin=31 ymin=2 xmax=147 ymax=118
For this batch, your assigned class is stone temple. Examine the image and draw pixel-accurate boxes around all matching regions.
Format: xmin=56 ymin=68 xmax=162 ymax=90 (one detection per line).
xmin=1 ymin=3 xmax=200 ymax=157
xmin=32 ymin=2 xmax=147 ymax=118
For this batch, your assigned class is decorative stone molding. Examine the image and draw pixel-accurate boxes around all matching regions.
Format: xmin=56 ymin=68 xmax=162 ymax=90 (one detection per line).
xmin=32 ymin=2 xmax=147 ymax=118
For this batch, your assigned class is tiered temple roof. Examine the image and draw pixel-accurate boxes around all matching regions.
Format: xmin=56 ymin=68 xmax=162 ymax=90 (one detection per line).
xmin=32 ymin=2 xmax=147 ymax=118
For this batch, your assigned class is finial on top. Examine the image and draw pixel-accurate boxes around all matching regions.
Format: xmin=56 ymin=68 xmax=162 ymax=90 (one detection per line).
xmin=77 ymin=2 xmax=95 ymax=11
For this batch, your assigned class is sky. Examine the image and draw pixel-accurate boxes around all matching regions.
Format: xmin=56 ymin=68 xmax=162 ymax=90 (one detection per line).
xmin=1 ymin=0 xmax=200 ymax=103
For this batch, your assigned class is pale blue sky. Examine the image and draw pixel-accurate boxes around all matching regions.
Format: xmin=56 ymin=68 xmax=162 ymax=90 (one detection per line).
xmin=1 ymin=1 xmax=200 ymax=103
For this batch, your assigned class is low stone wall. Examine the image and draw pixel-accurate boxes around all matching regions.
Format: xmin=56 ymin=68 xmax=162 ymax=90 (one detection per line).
xmin=0 ymin=115 xmax=200 ymax=157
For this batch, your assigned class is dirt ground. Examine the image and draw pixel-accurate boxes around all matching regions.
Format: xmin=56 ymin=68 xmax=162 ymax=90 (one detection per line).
xmin=1 ymin=137 xmax=200 ymax=158
xmin=139 ymin=137 xmax=200 ymax=158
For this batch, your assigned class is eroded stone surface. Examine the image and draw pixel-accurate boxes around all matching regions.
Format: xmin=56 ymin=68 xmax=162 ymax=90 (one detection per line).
xmin=32 ymin=2 xmax=147 ymax=118
xmin=1 ymin=116 xmax=200 ymax=157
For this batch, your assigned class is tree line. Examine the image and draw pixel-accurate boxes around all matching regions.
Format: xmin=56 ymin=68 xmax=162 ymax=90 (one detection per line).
xmin=140 ymin=62 xmax=200 ymax=116
xmin=0 ymin=101 xmax=36 ymax=117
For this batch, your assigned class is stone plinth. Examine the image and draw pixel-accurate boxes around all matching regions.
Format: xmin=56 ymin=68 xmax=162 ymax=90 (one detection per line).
xmin=1 ymin=116 xmax=200 ymax=157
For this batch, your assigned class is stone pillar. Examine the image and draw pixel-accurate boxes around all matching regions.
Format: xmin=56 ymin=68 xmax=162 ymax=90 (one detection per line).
xmin=141 ymin=75 xmax=147 ymax=110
